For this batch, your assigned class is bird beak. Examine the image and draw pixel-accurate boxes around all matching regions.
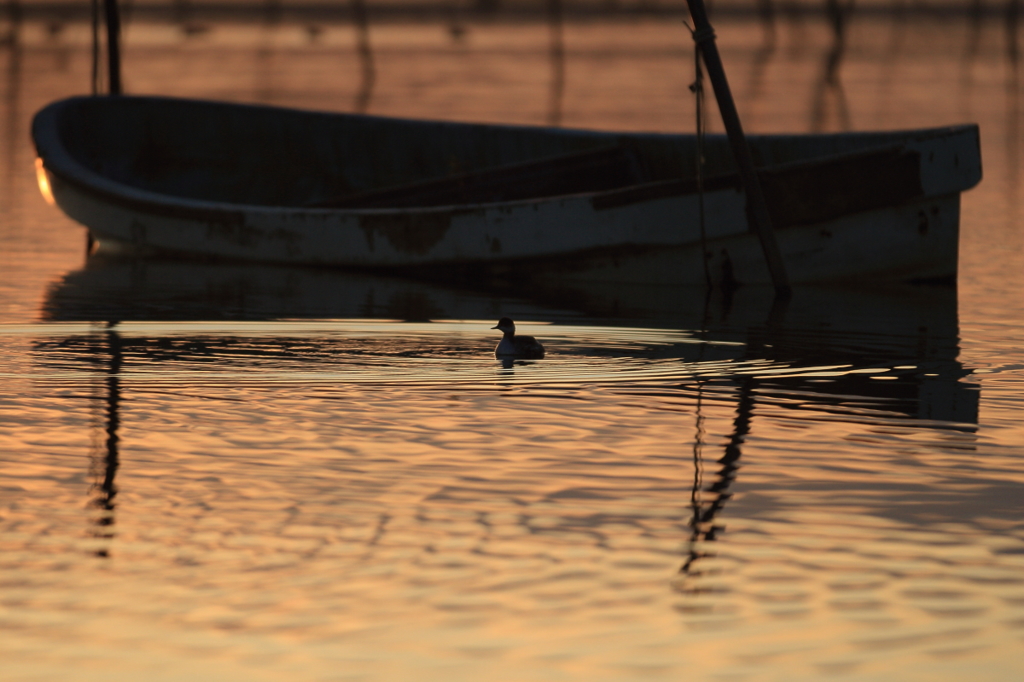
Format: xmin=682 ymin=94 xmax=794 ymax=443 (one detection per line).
xmin=491 ymin=325 xmax=500 ymax=329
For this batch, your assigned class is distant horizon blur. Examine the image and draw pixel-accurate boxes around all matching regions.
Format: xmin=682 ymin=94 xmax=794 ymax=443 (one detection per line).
xmin=1 ymin=0 xmax=1019 ymax=24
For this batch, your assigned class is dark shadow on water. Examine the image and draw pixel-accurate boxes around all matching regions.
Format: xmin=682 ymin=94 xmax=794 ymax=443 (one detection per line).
xmin=42 ymin=255 xmax=979 ymax=426
xmin=41 ymin=255 xmax=581 ymax=323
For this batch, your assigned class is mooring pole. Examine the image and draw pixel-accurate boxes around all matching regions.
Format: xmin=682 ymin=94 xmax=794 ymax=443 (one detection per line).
xmin=103 ymin=0 xmax=122 ymax=95
xmin=685 ymin=0 xmax=790 ymax=297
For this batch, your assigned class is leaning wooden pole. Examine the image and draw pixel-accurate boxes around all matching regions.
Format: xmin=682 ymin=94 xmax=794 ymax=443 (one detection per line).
xmin=685 ymin=0 xmax=790 ymax=296
xmin=103 ymin=0 xmax=122 ymax=95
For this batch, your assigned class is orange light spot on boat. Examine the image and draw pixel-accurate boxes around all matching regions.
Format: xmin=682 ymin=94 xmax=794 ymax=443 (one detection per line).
xmin=35 ymin=158 xmax=55 ymax=205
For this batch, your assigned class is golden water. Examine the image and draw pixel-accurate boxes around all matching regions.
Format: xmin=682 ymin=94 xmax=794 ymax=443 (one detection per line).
xmin=1 ymin=13 xmax=1023 ymax=681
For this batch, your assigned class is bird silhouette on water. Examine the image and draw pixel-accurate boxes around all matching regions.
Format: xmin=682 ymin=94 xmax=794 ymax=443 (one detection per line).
xmin=492 ymin=317 xmax=545 ymax=360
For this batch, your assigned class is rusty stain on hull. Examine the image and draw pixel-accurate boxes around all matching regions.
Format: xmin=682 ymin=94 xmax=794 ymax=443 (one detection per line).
xmin=359 ymin=212 xmax=454 ymax=255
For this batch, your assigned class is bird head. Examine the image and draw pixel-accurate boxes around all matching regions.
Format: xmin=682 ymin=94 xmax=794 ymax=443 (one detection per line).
xmin=491 ymin=317 xmax=515 ymax=334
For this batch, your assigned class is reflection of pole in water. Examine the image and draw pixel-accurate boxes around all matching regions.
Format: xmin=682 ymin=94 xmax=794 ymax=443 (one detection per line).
xmin=679 ymin=377 xmax=752 ymax=578
xmin=352 ymin=0 xmax=375 ymax=114
xmin=446 ymin=1 xmax=467 ymax=44
xmin=91 ymin=0 xmax=100 ymax=93
xmin=958 ymin=0 xmax=984 ymax=124
xmin=784 ymin=0 xmax=809 ymax=60
xmin=872 ymin=0 xmax=905 ymax=128
xmin=681 ymin=380 xmax=708 ymax=575
xmin=173 ymin=0 xmax=209 ymax=38
xmin=743 ymin=0 xmax=777 ymax=129
xmin=546 ymin=0 xmax=565 ymax=126
xmin=1007 ymin=0 xmax=1021 ymax=215
xmin=173 ymin=0 xmax=189 ymax=30
xmin=810 ymin=0 xmax=852 ymax=132
xmin=254 ymin=0 xmax=281 ymax=103
xmin=2 ymin=0 xmax=21 ymax=219
xmin=44 ymin=20 xmax=72 ymax=73
xmin=757 ymin=0 xmax=776 ymax=45
xmin=89 ymin=327 xmax=122 ymax=558
xmin=1009 ymin=0 xmax=1020 ymax=64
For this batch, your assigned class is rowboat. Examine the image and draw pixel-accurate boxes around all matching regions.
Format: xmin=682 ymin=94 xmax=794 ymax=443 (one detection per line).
xmin=32 ymin=95 xmax=981 ymax=286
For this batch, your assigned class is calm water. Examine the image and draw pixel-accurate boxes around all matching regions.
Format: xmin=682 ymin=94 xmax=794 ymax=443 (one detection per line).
xmin=2 ymin=12 xmax=1024 ymax=681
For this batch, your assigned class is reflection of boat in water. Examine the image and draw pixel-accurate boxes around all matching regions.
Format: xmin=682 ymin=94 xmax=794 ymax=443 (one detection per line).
xmin=36 ymin=257 xmax=979 ymax=569
xmin=33 ymin=95 xmax=981 ymax=285
xmin=41 ymin=255 xmax=578 ymax=323
xmin=42 ymin=255 xmax=978 ymax=426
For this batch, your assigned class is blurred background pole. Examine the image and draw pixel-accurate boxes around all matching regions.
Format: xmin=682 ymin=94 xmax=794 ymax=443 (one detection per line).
xmin=103 ymin=0 xmax=121 ymax=94
xmin=685 ymin=0 xmax=790 ymax=297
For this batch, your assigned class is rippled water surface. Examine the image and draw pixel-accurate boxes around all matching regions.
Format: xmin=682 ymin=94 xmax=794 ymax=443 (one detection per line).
xmin=2 ymin=10 xmax=1024 ymax=681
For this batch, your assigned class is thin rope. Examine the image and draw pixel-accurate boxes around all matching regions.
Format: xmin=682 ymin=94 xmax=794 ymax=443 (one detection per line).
xmin=695 ymin=26 xmax=716 ymax=47
xmin=90 ymin=0 xmax=100 ymax=94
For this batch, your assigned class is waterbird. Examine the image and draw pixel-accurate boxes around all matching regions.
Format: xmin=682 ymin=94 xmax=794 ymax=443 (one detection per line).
xmin=492 ymin=317 xmax=545 ymax=359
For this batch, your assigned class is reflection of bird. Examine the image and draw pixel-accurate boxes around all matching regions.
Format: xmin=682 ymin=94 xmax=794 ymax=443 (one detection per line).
xmin=491 ymin=317 xmax=545 ymax=359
